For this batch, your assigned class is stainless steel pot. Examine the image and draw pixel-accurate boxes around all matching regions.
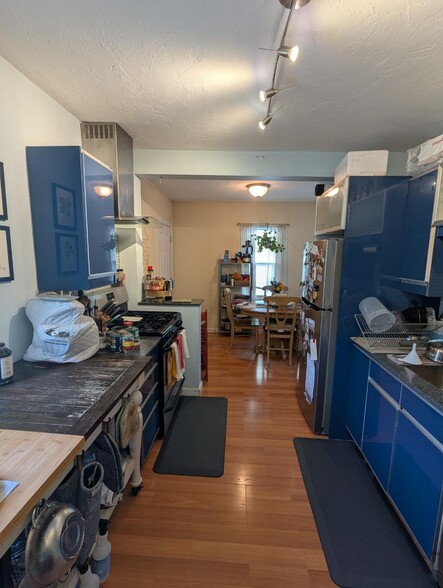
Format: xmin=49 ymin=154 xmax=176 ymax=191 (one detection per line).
xmin=425 ymin=340 xmax=443 ymax=363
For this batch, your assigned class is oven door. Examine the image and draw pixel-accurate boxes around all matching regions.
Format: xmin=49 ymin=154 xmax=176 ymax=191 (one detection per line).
xmin=161 ymin=333 xmax=185 ymax=435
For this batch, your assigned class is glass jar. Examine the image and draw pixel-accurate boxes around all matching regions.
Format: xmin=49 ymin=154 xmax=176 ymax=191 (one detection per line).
xmin=0 ymin=342 xmax=13 ymax=385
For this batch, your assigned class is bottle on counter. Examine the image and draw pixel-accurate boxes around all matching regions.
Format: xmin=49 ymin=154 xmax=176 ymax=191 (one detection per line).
xmin=116 ymin=269 xmax=125 ymax=286
xmin=0 ymin=343 xmax=13 ymax=385
xmin=146 ymin=265 xmax=153 ymax=281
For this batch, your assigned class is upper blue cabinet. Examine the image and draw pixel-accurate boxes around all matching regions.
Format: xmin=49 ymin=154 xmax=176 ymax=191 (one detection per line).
xmin=27 ymin=146 xmax=116 ymax=292
xmin=399 ymin=167 xmax=443 ymax=296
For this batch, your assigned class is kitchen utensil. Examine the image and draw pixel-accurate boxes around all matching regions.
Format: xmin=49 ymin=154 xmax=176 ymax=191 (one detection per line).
xmin=358 ymin=297 xmax=395 ymax=333
xmin=425 ymin=340 xmax=443 ymax=363
xmin=19 ymin=500 xmax=85 ymax=587
xmin=398 ymin=343 xmax=422 ymax=365
xmin=402 ymin=306 xmax=428 ymax=326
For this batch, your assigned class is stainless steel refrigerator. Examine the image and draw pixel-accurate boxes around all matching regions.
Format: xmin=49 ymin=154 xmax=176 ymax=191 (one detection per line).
xmin=296 ymin=239 xmax=343 ymax=434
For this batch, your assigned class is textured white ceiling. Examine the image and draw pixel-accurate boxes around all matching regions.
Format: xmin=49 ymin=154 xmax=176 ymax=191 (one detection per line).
xmin=1 ymin=0 xmax=443 ymax=154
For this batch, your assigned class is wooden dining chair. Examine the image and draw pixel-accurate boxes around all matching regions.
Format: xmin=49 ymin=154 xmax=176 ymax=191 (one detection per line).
xmin=223 ymin=288 xmax=259 ymax=351
xmin=263 ymin=295 xmax=300 ymax=365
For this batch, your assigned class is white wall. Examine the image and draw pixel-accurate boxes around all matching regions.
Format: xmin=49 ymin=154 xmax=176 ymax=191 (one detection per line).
xmin=0 ymin=57 xmax=81 ymax=360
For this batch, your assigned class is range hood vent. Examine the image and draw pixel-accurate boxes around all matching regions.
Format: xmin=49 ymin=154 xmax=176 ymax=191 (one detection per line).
xmin=81 ymin=122 xmax=149 ymax=225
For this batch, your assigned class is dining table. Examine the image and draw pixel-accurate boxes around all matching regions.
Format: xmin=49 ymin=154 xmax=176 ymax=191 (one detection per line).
xmin=238 ymin=300 xmax=300 ymax=355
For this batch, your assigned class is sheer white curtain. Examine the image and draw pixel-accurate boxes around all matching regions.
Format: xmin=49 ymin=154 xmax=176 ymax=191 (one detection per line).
xmin=240 ymin=224 xmax=288 ymax=300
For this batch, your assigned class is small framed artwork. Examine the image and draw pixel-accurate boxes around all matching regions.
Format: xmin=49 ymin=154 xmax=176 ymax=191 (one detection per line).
xmin=52 ymin=183 xmax=77 ymax=230
xmin=55 ymin=232 xmax=79 ymax=275
xmin=0 ymin=162 xmax=8 ymax=221
xmin=0 ymin=226 xmax=14 ymax=282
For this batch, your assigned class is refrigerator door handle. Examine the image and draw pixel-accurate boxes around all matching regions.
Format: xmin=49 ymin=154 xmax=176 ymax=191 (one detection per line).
xmin=301 ymin=296 xmax=333 ymax=313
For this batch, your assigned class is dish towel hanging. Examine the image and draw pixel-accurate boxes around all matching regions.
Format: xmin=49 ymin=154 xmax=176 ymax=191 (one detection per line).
xmin=171 ymin=341 xmax=184 ymax=380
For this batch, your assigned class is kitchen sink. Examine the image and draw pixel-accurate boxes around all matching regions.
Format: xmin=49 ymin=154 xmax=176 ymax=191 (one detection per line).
xmin=405 ymin=364 xmax=443 ymax=390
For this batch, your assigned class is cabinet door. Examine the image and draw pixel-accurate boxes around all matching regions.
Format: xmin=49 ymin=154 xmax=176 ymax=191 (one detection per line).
xmin=362 ymin=380 xmax=398 ymax=489
xmin=82 ymin=153 xmax=116 ymax=279
xmin=389 ymin=411 xmax=443 ymax=562
xmin=346 ymin=347 xmax=370 ymax=447
xmin=27 ymin=146 xmax=89 ymax=291
xmin=399 ymin=170 xmax=437 ymax=286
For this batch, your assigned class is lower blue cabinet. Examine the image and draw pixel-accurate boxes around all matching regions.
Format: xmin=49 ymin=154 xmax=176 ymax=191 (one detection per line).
xmin=346 ymin=347 xmax=370 ymax=447
xmin=388 ymin=411 xmax=443 ymax=561
xmin=362 ymin=381 xmax=398 ymax=489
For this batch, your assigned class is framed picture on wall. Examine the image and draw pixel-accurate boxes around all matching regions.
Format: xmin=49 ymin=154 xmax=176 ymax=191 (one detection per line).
xmin=55 ymin=232 xmax=79 ymax=275
xmin=0 ymin=226 xmax=14 ymax=282
xmin=52 ymin=183 xmax=77 ymax=230
xmin=0 ymin=162 xmax=8 ymax=221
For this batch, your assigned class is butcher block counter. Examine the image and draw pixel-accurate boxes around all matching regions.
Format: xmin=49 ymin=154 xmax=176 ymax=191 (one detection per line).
xmin=0 ymin=354 xmax=152 ymax=439
xmin=0 ymin=429 xmax=84 ymax=558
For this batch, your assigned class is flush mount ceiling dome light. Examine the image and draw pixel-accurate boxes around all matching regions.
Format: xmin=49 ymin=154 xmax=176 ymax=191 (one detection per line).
xmin=246 ymin=183 xmax=271 ymax=198
xmin=94 ymin=184 xmax=113 ymax=197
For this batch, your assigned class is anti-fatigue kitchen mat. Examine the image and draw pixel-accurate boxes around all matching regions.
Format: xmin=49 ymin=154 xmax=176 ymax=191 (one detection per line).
xmin=153 ymin=396 xmax=227 ymax=477
xmin=293 ymin=438 xmax=436 ymax=588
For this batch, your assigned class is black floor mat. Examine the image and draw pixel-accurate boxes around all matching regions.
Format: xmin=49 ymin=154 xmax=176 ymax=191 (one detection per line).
xmin=153 ymin=396 xmax=227 ymax=477
xmin=294 ymin=438 xmax=436 ymax=588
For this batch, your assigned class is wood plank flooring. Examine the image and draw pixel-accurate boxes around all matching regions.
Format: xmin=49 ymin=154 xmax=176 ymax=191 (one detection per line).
xmin=106 ymin=334 xmax=335 ymax=587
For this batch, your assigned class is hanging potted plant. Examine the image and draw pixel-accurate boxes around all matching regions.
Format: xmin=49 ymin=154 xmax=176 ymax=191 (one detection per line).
xmin=252 ymin=230 xmax=285 ymax=253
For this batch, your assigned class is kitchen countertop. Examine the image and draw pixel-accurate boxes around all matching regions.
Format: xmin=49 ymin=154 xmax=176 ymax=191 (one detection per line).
xmin=353 ymin=340 xmax=443 ymax=413
xmin=0 ymin=429 xmax=84 ymax=558
xmin=0 ymin=351 xmax=154 ymax=439
xmin=138 ymin=298 xmax=204 ymax=306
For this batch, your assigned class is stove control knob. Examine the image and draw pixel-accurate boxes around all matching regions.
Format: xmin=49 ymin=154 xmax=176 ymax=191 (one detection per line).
xmin=176 ymin=320 xmax=183 ymax=327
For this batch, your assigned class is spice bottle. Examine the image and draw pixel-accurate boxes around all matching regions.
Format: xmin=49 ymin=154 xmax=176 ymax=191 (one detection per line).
xmin=0 ymin=343 xmax=13 ymax=385
xmin=116 ymin=269 xmax=125 ymax=286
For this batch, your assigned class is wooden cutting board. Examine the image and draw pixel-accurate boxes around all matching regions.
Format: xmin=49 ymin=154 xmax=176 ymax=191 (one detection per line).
xmin=0 ymin=429 xmax=83 ymax=558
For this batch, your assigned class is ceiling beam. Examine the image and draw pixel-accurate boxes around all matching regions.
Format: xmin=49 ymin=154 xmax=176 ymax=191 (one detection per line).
xmin=134 ymin=150 xmax=407 ymax=181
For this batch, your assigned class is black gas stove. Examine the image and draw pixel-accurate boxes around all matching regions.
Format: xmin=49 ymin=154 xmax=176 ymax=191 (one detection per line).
xmin=123 ymin=310 xmax=182 ymax=338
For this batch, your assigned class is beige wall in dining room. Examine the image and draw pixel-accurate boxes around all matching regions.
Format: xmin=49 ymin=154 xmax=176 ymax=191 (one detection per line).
xmin=172 ymin=200 xmax=316 ymax=331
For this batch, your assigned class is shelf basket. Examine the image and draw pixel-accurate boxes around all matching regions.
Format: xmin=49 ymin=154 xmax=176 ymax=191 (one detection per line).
xmin=354 ymin=314 xmax=437 ymax=353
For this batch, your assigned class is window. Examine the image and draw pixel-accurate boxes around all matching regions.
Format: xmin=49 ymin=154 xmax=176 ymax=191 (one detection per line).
xmin=240 ymin=224 xmax=288 ymax=301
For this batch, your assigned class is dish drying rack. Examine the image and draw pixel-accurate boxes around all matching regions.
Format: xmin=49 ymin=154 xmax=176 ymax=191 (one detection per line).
xmin=354 ymin=314 xmax=438 ymax=354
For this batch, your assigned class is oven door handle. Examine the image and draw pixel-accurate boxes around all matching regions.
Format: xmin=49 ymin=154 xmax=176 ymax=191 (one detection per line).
xmin=164 ymin=381 xmax=184 ymax=413
xmin=162 ymin=328 xmax=185 ymax=354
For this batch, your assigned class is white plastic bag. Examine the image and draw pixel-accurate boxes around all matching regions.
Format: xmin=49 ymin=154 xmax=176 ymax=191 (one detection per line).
xmin=407 ymin=133 xmax=443 ymax=174
xmin=24 ymin=298 xmax=99 ymax=363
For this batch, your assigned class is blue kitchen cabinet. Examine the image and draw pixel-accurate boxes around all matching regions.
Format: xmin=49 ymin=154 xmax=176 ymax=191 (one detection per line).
xmin=388 ymin=410 xmax=443 ymax=562
xmin=26 ymin=146 xmax=116 ymax=291
xmin=140 ymin=345 xmax=160 ymax=464
xmin=399 ymin=169 xmax=443 ymax=296
xmin=346 ymin=346 xmax=370 ymax=447
xmin=361 ymin=380 xmax=398 ymax=489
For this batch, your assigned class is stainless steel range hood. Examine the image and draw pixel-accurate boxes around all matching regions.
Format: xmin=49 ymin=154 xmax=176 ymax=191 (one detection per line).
xmin=81 ymin=122 xmax=151 ymax=226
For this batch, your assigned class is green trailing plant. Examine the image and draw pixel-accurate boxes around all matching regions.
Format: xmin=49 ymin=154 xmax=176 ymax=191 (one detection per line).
xmin=252 ymin=230 xmax=285 ymax=253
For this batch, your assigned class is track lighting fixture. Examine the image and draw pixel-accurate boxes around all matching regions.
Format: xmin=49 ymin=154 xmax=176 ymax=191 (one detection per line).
xmin=260 ymin=88 xmax=278 ymax=102
xmin=277 ymin=44 xmax=299 ymax=62
xmin=258 ymin=115 xmax=272 ymax=130
xmin=246 ymin=183 xmax=271 ymax=198
xmin=257 ymin=0 xmax=310 ymax=129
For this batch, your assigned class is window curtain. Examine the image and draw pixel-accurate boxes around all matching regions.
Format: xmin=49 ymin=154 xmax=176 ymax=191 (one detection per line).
xmin=240 ymin=224 xmax=288 ymax=300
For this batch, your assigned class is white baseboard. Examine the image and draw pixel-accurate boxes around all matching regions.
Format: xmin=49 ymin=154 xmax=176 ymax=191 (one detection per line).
xmin=182 ymin=387 xmax=201 ymax=396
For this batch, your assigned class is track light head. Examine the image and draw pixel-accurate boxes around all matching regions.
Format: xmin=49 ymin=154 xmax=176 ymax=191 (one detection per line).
xmin=246 ymin=183 xmax=271 ymax=198
xmin=258 ymin=115 xmax=272 ymax=130
xmin=277 ymin=44 xmax=299 ymax=62
xmin=259 ymin=87 xmax=278 ymax=102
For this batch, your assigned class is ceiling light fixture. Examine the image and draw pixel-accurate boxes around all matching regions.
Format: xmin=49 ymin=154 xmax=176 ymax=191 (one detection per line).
xmin=257 ymin=0 xmax=310 ymax=129
xmin=246 ymin=183 xmax=271 ymax=198
xmin=258 ymin=115 xmax=272 ymax=130
xmin=277 ymin=44 xmax=299 ymax=62
xmin=94 ymin=185 xmax=113 ymax=198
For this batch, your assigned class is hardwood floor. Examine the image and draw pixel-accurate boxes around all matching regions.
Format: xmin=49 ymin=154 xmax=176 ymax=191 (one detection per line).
xmin=106 ymin=334 xmax=335 ymax=587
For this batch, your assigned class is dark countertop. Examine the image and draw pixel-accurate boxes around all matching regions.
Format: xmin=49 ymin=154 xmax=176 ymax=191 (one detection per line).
xmin=353 ymin=341 xmax=443 ymax=413
xmin=138 ymin=298 xmax=204 ymax=307
xmin=0 ymin=339 xmax=161 ymax=439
